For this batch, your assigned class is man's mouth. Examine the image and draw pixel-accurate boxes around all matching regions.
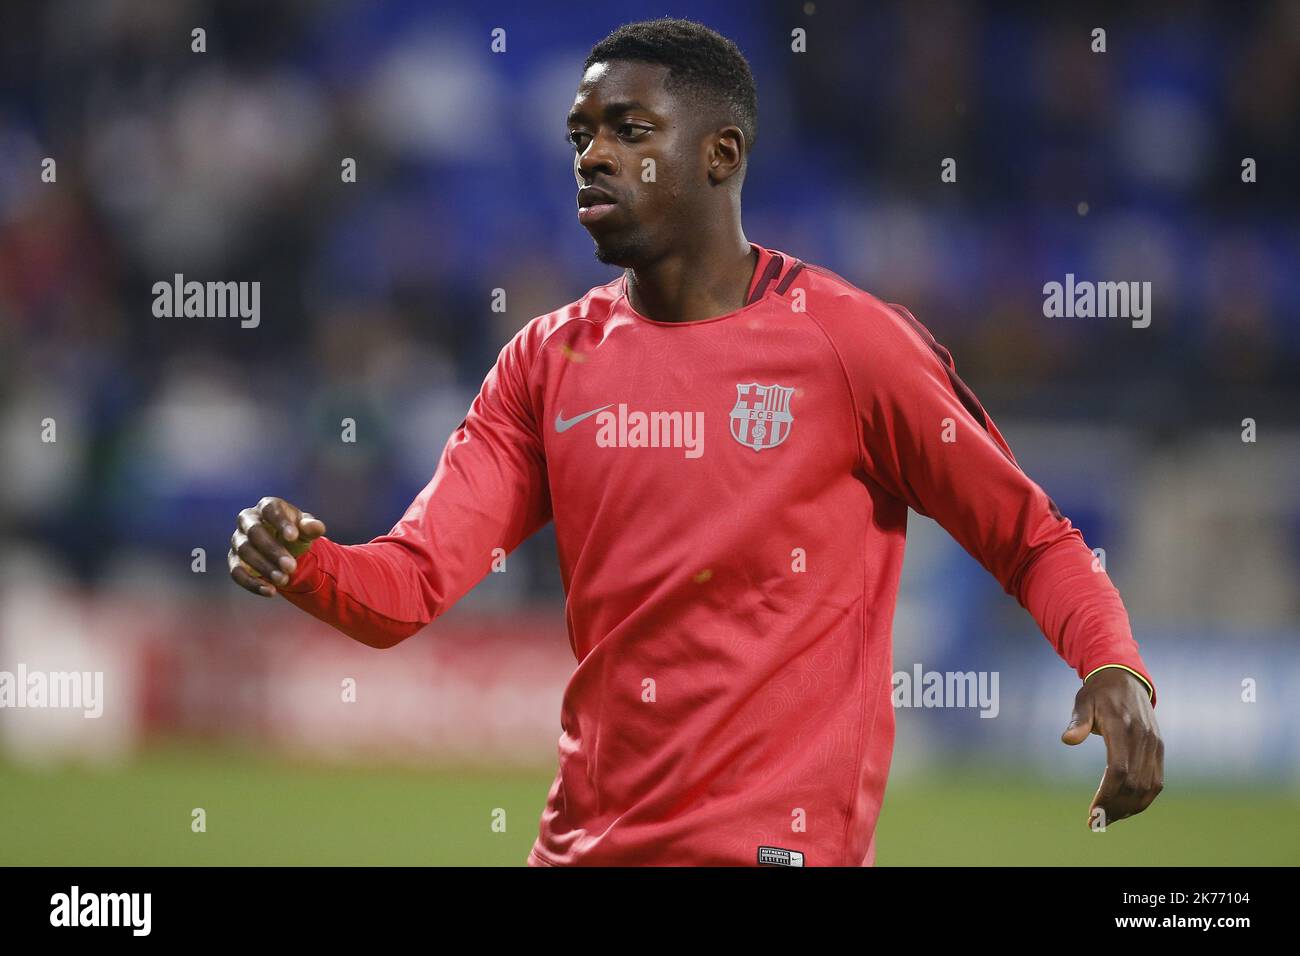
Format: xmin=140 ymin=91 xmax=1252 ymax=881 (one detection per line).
xmin=577 ymin=186 xmax=619 ymax=225
xmin=578 ymin=202 xmax=617 ymax=224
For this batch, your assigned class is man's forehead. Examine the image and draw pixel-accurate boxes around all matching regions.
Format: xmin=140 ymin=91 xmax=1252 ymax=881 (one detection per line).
xmin=569 ymin=60 xmax=672 ymax=115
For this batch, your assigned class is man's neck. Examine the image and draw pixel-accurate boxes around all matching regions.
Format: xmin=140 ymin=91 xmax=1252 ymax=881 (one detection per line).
xmin=625 ymin=233 xmax=758 ymax=324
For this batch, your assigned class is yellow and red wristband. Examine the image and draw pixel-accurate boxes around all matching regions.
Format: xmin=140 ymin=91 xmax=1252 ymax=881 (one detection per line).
xmin=1084 ymin=663 xmax=1156 ymax=704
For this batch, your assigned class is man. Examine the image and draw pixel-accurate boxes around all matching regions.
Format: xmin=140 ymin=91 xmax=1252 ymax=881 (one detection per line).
xmin=229 ymin=18 xmax=1163 ymax=866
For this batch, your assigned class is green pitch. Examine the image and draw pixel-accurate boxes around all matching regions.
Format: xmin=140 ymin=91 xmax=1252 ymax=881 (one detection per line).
xmin=0 ymin=748 xmax=1294 ymax=865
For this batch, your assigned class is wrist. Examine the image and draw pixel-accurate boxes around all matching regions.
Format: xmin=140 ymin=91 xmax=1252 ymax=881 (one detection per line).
xmin=1084 ymin=663 xmax=1155 ymax=705
xmin=280 ymin=540 xmax=326 ymax=593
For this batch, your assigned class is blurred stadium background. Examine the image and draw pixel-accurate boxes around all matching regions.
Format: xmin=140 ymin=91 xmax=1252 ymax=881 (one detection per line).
xmin=1 ymin=0 xmax=1297 ymax=865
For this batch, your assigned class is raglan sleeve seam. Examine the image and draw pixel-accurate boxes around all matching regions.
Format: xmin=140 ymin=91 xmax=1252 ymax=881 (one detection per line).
xmin=516 ymin=319 xmax=547 ymax=437
xmin=524 ymin=315 xmax=588 ymax=440
xmin=801 ymin=305 xmax=872 ymax=482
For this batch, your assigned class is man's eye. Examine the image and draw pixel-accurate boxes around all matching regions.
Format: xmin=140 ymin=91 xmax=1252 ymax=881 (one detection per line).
xmin=566 ymin=127 xmax=646 ymax=151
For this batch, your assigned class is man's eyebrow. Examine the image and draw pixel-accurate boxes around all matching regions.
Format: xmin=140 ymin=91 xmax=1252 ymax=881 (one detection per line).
xmin=566 ymin=99 xmax=648 ymax=125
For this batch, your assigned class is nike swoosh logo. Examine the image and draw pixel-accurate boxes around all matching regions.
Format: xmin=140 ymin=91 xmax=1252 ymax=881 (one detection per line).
xmin=555 ymin=404 xmax=614 ymax=432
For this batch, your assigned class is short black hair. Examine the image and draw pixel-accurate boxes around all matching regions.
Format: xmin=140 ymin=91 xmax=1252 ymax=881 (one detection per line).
xmin=584 ymin=18 xmax=758 ymax=154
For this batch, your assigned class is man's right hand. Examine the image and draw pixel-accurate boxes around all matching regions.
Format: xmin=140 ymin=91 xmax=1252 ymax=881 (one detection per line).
xmin=228 ymin=496 xmax=328 ymax=597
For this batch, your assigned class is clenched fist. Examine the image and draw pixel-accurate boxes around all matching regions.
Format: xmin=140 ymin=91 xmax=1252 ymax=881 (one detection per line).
xmin=228 ymin=496 xmax=327 ymax=597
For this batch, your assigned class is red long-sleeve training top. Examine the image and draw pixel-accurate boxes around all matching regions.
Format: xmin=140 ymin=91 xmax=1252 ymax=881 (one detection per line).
xmin=279 ymin=242 xmax=1156 ymax=866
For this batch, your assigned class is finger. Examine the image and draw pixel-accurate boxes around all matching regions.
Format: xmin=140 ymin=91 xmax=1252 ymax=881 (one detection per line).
xmin=1126 ymin=707 xmax=1165 ymax=812
xmin=236 ymin=507 xmax=265 ymax=537
xmin=298 ymin=512 xmax=327 ymax=540
xmin=1154 ymin=732 xmax=1165 ymax=787
xmin=234 ymin=563 xmax=276 ymax=597
xmin=1061 ymin=691 xmax=1095 ymax=745
xmin=1130 ymin=720 xmax=1157 ymax=789
xmin=1085 ymin=776 xmax=1108 ymax=830
xmin=1115 ymin=734 xmax=1151 ymax=821
xmin=258 ymin=496 xmax=303 ymax=543
xmin=1090 ymin=768 xmax=1128 ymax=827
xmin=237 ymin=507 xmax=285 ymax=556
xmin=245 ymin=522 xmax=297 ymax=578
xmin=1129 ymin=730 xmax=1163 ymax=815
xmin=236 ymin=534 xmax=289 ymax=586
xmin=1134 ymin=736 xmax=1166 ymax=814
xmin=1094 ymin=720 xmax=1139 ymax=824
xmin=228 ymin=548 xmax=276 ymax=597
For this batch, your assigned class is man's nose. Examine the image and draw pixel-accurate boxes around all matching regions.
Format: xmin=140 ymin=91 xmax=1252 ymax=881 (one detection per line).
xmin=577 ymin=131 xmax=618 ymax=181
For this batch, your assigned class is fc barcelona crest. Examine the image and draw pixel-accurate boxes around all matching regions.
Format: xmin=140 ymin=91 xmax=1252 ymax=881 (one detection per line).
xmin=729 ymin=382 xmax=795 ymax=451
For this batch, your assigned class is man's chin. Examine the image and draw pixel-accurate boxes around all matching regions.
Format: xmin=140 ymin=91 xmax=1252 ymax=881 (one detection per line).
xmin=592 ymin=237 xmax=644 ymax=268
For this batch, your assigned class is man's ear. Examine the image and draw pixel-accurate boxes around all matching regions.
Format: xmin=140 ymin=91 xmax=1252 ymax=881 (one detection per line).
xmin=708 ymin=126 xmax=746 ymax=185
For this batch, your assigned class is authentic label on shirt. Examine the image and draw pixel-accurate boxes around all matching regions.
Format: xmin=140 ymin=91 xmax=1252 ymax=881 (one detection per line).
xmin=757 ymin=846 xmax=805 ymax=867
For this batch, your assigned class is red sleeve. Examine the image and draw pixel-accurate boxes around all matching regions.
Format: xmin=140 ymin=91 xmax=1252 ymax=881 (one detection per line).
xmin=829 ymin=298 xmax=1156 ymax=705
xmin=276 ymin=320 xmax=553 ymax=648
